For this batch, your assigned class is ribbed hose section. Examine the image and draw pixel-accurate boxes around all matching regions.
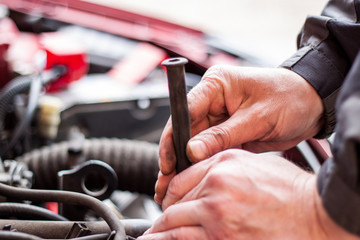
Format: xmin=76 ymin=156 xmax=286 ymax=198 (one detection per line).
xmin=82 ymin=138 xmax=159 ymax=196
xmin=16 ymin=138 xmax=159 ymax=196
xmin=0 ymin=75 xmax=33 ymax=131
xmin=0 ymin=68 xmax=65 ymax=133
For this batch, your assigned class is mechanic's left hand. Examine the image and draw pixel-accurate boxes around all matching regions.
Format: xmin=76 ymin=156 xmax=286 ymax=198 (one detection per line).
xmin=138 ymin=150 xmax=359 ymax=240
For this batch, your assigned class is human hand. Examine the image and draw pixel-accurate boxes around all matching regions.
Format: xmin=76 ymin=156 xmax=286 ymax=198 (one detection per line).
xmin=142 ymin=150 xmax=359 ymax=240
xmin=155 ymin=66 xmax=323 ymax=204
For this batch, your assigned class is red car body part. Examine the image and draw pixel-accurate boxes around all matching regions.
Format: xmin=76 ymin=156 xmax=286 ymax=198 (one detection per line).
xmin=0 ymin=17 xmax=20 ymax=87
xmin=108 ymin=42 xmax=168 ymax=85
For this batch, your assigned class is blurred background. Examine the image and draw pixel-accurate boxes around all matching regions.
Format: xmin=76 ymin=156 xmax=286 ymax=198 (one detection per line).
xmin=88 ymin=0 xmax=328 ymax=65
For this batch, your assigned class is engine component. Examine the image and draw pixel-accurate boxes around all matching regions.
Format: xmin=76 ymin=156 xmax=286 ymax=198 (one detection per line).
xmin=0 ymin=231 xmax=110 ymax=240
xmin=37 ymin=95 xmax=62 ymax=140
xmin=59 ymin=160 xmax=117 ymax=201
xmin=0 ymin=219 xmax=151 ymax=239
xmin=0 ymin=202 xmax=67 ymax=221
xmin=65 ymin=222 xmax=91 ymax=239
xmin=0 ymin=67 xmax=65 ymax=129
xmin=0 ymin=182 xmax=126 ymax=240
xmin=0 ymin=66 xmax=66 ymax=157
xmin=16 ymin=138 xmax=159 ymax=196
xmin=58 ymin=160 xmax=118 ymax=220
xmin=0 ymin=160 xmax=32 ymax=188
xmin=40 ymin=33 xmax=88 ymax=92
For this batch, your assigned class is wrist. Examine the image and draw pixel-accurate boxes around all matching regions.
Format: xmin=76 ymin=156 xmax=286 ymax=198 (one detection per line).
xmin=282 ymin=68 xmax=325 ymax=138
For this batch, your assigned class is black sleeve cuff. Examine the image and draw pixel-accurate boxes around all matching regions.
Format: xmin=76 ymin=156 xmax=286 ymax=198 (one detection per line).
xmin=281 ymin=40 xmax=349 ymax=138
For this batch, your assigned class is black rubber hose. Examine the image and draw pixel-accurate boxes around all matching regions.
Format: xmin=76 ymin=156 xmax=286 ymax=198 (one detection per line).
xmin=0 ymin=202 xmax=68 ymax=221
xmin=0 ymin=231 xmax=110 ymax=240
xmin=0 ymin=75 xmax=34 ymax=132
xmin=16 ymin=138 xmax=159 ymax=196
xmin=0 ymin=74 xmax=42 ymax=156
xmin=0 ymin=231 xmax=43 ymax=240
xmin=0 ymin=183 xmax=126 ymax=240
xmin=0 ymin=67 xmax=66 ymax=133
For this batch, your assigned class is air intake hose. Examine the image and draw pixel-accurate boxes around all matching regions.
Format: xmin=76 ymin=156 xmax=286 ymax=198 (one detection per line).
xmin=16 ymin=138 xmax=159 ymax=196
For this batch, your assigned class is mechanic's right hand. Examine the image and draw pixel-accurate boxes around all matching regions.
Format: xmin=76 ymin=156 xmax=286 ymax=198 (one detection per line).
xmin=155 ymin=65 xmax=324 ymax=205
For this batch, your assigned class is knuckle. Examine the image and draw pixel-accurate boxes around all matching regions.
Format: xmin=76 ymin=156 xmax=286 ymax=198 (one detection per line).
xmin=219 ymin=148 xmax=246 ymax=159
xmin=166 ymin=177 xmax=181 ymax=198
xmin=197 ymin=66 xmax=227 ymax=93
xmin=169 ymin=231 xmax=178 ymax=240
xmin=201 ymin=197 xmax=225 ymax=220
xmin=204 ymin=170 xmax=227 ymax=189
xmin=168 ymin=227 xmax=184 ymax=240
xmin=208 ymin=126 xmax=232 ymax=149
xmin=159 ymin=211 xmax=171 ymax=227
xmin=204 ymin=64 xmax=228 ymax=78
xmin=213 ymin=149 xmax=252 ymax=167
xmin=190 ymin=77 xmax=221 ymax=100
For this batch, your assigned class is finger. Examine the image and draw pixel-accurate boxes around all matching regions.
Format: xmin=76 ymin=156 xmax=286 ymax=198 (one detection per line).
xmin=187 ymin=106 xmax=268 ymax=161
xmin=154 ymin=170 xmax=176 ymax=205
xmin=137 ymin=226 xmax=207 ymax=240
xmin=187 ymin=77 xmax=226 ymax=128
xmin=160 ymin=74 xmax=223 ymax=174
xmin=162 ymin=158 xmax=214 ymax=210
xmin=159 ymin=118 xmax=176 ymax=175
xmin=148 ymin=200 xmax=203 ymax=234
xmin=185 ymin=80 xmax=228 ymax=163
xmin=161 ymin=77 xmax=226 ymax=172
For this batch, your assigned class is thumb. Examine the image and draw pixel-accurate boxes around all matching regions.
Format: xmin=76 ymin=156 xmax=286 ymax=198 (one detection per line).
xmin=186 ymin=109 xmax=264 ymax=161
xmin=186 ymin=124 xmax=234 ymax=162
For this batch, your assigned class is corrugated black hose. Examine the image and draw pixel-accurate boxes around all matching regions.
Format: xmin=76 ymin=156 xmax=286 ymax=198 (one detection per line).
xmin=16 ymin=138 xmax=159 ymax=196
xmin=0 ymin=66 xmax=67 ymax=156
xmin=0 ymin=75 xmax=35 ymax=132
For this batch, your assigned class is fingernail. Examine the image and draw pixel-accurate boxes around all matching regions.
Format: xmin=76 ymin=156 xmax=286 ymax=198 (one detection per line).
xmin=188 ymin=140 xmax=208 ymax=160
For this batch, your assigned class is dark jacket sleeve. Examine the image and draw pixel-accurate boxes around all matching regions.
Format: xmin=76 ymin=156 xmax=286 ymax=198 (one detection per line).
xmin=281 ymin=0 xmax=360 ymax=236
xmin=281 ymin=0 xmax=360 ymax=138
xmin=317 ymin=52 xmax=360 ymax=236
